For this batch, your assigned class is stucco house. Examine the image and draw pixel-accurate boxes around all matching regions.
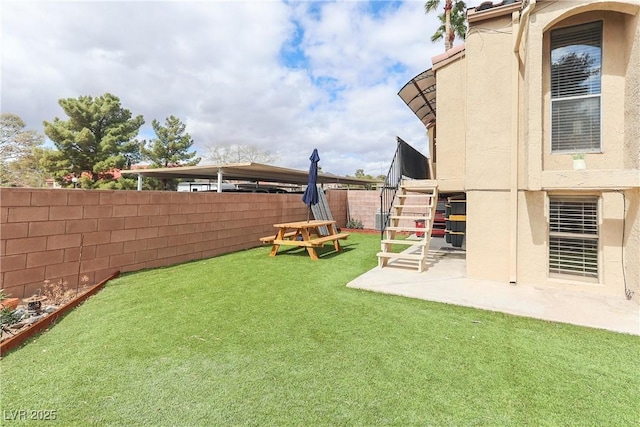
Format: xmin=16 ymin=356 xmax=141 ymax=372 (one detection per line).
xmin=397 ymin=0 xmax=639 ymax=302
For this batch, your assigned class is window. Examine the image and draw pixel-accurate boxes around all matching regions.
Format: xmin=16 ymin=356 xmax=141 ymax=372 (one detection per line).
xmin=549 ymin=197 xmax=599 ymax=279
xmin=550 ymin=21 xmax=602 ymax=153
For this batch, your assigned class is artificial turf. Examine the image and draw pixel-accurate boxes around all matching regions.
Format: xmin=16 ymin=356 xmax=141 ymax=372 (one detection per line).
xmin=1 ymin=234 xmax=638 ymax=426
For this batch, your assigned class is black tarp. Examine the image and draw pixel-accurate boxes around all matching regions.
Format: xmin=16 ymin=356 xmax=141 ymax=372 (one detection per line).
xmin=398 ymin=137 xmax=429 ymax=180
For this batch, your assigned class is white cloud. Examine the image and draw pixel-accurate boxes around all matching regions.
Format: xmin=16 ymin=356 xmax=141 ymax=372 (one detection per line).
xmin=1 ymin=0 xmax=458 ymax=176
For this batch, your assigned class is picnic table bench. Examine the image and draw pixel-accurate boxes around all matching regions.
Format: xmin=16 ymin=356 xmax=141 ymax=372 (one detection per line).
xmin=259 ymin=231 xmax=299 ymax=243
xmin=260 ymin=220 xmax=349 ymax=260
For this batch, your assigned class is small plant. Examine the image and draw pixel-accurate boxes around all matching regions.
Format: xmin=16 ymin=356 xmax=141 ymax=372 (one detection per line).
xmin=346 ymin=218 xmax=364 ymax=229
xmin=0 ymin=289 xmax=9 ymax=300
xmin=43 ymin=279 xmax=70 ymax=306
xmin=571 ymin=152 xmax=587 ymax=170
xmin=0 ymin=307 xmax=20 ymax=327
xmin=0 ymin=306 xmax=21 ymax=339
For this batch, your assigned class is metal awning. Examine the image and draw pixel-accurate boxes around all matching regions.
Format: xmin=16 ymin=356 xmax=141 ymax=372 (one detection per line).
xmin=398 ymin=68 xmax=436 ymax=128
xmin=121 ymin=162 xmax=376 ymax=186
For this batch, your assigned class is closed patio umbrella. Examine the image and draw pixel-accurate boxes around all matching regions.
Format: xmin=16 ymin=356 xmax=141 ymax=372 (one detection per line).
xmin=301 ymin=148 xmax=320 ymax=221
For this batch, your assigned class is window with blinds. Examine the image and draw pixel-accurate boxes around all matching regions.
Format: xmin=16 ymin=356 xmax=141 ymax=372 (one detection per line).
xmin=549 ymin=197 xmax=599 ymax=279
xmin=550 ymin=21 xmax=602 ymax=153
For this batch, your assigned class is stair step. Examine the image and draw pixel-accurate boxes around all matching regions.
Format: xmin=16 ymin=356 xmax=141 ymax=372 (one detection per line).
xmin=389 ymin=215 xmax=432 ymax=221
xmin=397 ymin=194 xmax=436 ymax=199
xmin=378 ymin=178 xmax=437 ymax=272
xmin=395 ymin=204 xmax=432 ymax=209
xmin=381 ymin=239 xmax=427 ymax=246
xmin=397 ymin=201 xmax=434 ymax=206
xmin=385 ymin=226 xmax=433 ymax=233
xmin=401 ymin=179 xmax=438 ymax=189
xmin=376 ymin=252 xmax=425 ymax=261
xmin=399 ymin=191 xmax=437 ymax=196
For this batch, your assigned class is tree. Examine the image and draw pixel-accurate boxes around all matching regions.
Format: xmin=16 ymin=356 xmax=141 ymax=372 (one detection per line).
xmin=550 ymin=52 xmax=599 ymax=152
xmin=551 ymin=52 xmax=597 ymax=97
xmin=355 ymin=169 xmax=374 ymax=179
xmin=3 ymin=147 xmax=55 ymax=188
xmin=0 ymin=113 xmax=45 ymax=187
xmin=42 ymin=93 xmax=144 ymax=187
xmin=203 ymin=144 xmax=276 ymax=164
xmin=354 ymin=169 xmax=379 ymax=180
xmin=140 ymin=116 xmax=201 ymax=190
xmin=425 ymin=0 xmax=467 ymax=51
xmin=141 ymin=116 xmax=200 ymax=168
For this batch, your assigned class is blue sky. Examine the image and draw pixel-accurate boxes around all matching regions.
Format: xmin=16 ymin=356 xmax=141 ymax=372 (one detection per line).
xmin=1 ymin=0 xmax=471 ymax=177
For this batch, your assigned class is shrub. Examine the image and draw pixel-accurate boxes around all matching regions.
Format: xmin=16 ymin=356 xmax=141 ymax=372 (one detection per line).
xmin=346 ymin=218 xmax=364 ymax=229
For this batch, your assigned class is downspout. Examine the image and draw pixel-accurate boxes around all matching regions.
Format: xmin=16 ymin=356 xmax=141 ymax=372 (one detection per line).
xmin=514 ymin=0 xmax=536 ymax=57
xmin=508 ymin=7 xmax=522 ymax=284
xmin=509 ymin=11 xmax=519 ymax=284
xmin=508 ymin=0 xmax=536 ymax=284
xmin=514 ymin=0 xmax=537 ymax=284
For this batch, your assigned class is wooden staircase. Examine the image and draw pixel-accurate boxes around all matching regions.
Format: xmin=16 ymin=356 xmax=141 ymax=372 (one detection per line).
xmin=377 ymin=180 xmax=438 ymax=272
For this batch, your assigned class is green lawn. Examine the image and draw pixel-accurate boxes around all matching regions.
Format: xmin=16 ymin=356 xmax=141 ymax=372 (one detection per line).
xmin=1 ymin=234 xmax=639 ymax=426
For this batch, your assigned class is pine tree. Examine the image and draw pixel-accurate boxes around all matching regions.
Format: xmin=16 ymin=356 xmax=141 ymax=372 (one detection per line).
xmin=141 ymin=116 xmax=200 ymax=168
xmin=140 ymin=116 xmax=200 ymax=190
xmin=42 ymin=93 xmax=144 ymax=187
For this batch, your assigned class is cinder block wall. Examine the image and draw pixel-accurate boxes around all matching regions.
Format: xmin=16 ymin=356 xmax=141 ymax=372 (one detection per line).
xmin=346 ymin=190 xmax=379 ymax=229
xmin=346 ymin=190 xmax=432 ymax=229
xmin=326 ymin=189 xmax=348 ymax=227
xmin=1 ymin=188 xmax=348 ymax=298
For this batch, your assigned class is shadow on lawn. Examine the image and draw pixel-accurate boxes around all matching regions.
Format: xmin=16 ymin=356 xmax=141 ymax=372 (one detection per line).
xmin=274 ymin=245 xmax=357 ymax=259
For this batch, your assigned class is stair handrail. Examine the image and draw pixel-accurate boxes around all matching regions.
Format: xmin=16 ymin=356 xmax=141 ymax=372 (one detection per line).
xmin=380 ymin=137 xmax=430 ymax=237
xmin=379 ymin=138 xmax=403 ymax=237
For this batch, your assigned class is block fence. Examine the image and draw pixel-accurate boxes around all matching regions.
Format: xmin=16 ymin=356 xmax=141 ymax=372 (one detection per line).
xmin=0 ymin=188 xmax=349 ymax=298
xmin=347 ymin=190 xmax=380 ymax=229
xmin=347 ymin=190 xmax=433 ymax=229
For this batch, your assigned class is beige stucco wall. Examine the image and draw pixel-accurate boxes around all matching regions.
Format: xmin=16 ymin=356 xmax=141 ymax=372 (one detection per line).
xmin=466 ymin=191 xmax=512 ymax=282
xmin=629 ymin=190 xmax=639 ymax=302
xmin=433 ymin=0 xmax=639 ymax=298
xmin=623 ymin=14 xmax=640 ymax=304
xmin=516 ymin=190 xmax=633 ymax=298
xmin=625 ymin=13 xmax=640 ymax=169
xmin=465 ymin=14 xmax=515 ymax=191
xmin=515 ymin=191 xmax=546 ymax=283
xmin=540 ymin=10 xmax=635 ymax=171
xmin=517 ymin=1 xmax=639 ymax=298
xmin=433 ymin=54 xmax=466 ymax=193
xmin=622 ymin=189 xmax=640 ymax=303
xmin=461 ymin=14 xmax=516 ymax=282
xmin=519 ymin=2 xmax=640 ymax=190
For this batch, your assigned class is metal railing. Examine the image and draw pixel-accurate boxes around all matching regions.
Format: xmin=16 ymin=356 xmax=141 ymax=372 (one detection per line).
xmin=379 ymin=139 xmax=403 ymax=237
xmin=379 ymin=137 xmax=429 ymax=237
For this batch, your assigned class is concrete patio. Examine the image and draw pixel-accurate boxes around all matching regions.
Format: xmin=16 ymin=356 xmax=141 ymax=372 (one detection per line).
xmin=348 ymin=237 xmax=640 ymax=335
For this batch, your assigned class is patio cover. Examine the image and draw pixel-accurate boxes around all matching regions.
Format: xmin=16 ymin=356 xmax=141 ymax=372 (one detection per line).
xmin=397 ymin=68 xmax=436 ymax=128
xmin=121 ymin=162 xmax=376 ymax=187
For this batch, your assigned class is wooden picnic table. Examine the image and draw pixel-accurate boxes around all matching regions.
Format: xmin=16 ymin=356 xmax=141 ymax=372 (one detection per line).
xmin=261 ymin=219 xmax=349 ymax=260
